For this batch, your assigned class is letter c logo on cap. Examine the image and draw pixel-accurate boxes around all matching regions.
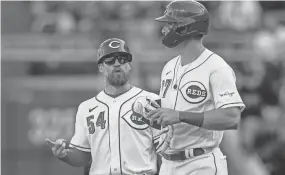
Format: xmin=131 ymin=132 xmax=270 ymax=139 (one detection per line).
xmin=108 ymin=41 xmax=120 ymax=48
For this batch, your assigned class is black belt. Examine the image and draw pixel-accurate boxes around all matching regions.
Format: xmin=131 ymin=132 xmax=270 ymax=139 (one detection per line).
xmin=161 ymin=148 xmax=206 ymax=161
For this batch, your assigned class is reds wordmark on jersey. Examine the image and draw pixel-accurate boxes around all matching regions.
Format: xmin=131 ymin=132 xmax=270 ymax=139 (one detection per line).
xmin=70 ymin=87 xmax=159 ymax=175
xmin=159 ymin=49 xmax=245 ymax=150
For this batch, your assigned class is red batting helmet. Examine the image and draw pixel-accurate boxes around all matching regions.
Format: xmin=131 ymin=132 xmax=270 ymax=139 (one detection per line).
xmin=155 ymin=0 xmax=210 ymax=48
xmin=97 ymin=38 xmax=132 ymax=64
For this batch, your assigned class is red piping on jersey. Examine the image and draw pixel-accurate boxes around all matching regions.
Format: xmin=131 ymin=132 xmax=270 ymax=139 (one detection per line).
xmin=95 ymin=96 xmax=111 ymax=171
xmin=218 ymin=102 xmax=244 ymax=108
xmin=69 ymin=143 xmax=91 ymax=150
xmin=212 ymin=152 xmax=218 ymax=175
xmin=118 ymin=89 xmax=144 ymax=175
xmin=172 ymin=57 xmax=181 ymax=88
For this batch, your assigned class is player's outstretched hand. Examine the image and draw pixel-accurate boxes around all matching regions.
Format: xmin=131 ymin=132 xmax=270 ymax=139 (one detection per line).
xmin=147 ymin=108 xmax=180 ymax=127
xmin=46 ymin=138 xmax=71 ymax=158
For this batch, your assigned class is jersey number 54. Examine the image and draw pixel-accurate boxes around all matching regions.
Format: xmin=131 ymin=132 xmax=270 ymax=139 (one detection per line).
xmin=86 ymin=111 xmax=106 ymax=134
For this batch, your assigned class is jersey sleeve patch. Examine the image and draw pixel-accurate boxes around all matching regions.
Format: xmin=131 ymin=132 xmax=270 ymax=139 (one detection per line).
xmin=210 ymin=67 xmax=245 ymax=111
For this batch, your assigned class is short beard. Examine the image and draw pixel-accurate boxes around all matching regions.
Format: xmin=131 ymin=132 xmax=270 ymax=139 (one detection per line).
xmin=107 ymin=70 xmax=129 ymax=86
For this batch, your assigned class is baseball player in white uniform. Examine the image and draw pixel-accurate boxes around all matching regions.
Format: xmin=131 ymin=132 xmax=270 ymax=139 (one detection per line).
xmin=146 ymin=1 xmax=246 ymax=175
xmin=46 ymin=38 xmax=160 ymax=175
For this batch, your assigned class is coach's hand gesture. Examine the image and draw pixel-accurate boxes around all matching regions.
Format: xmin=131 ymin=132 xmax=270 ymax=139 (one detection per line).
xmin=46 ymin=138 xmax=71 ymax=158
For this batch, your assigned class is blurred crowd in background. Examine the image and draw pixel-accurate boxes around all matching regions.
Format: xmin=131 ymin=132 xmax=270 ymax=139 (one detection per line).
xmin=2 ymin=1 xmax=285 ymax=175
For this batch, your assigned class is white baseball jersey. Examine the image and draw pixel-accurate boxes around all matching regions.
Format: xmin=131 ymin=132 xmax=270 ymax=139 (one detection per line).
xmin=159 ymin=49 xmax=245 ymax=150
xmin=70 ymin=86 xmax=159 ymax=175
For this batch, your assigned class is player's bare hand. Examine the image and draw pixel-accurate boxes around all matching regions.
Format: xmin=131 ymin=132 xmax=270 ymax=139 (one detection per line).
xmin=147 ymin=108 xmax=180 ymax=127
xmin=45 ymin=138 xmax=71 ymax=158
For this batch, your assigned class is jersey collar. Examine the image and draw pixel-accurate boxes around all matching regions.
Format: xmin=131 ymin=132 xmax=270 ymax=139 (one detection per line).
xmin=97 ymin=86 xmax=142 ymax=104
xmin=178 ymin=49 xmax=213 ymax=70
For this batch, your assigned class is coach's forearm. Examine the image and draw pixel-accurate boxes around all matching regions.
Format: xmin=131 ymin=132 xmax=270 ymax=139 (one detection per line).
xmin=179 ymin=107 xmax=241 ymax=130
xmin=58 ymin=148 xmax=91 ymax=167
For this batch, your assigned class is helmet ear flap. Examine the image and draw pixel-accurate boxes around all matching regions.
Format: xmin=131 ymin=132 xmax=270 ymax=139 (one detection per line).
xmin=162 ymin=29 xmax=186 ymax=48
xmin=176 ymin=24 xmax=189 ymax=35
